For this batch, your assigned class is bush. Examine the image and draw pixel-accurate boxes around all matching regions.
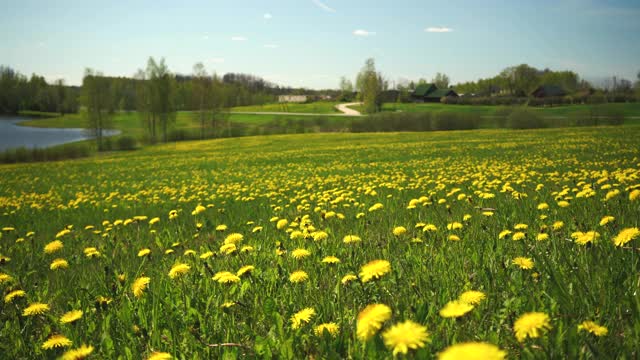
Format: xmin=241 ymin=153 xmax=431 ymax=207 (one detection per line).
xmin=0 ymin=142 xmax=92 ymax=164
xmin=431 ymin=111 xmax=480 ymax=131
xmin=117 ymin=136 xmax=138 ymax=151
xmin=507 ymin=108 xmax=546 ymax=129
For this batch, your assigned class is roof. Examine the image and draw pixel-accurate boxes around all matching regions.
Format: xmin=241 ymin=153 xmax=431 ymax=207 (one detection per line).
xmin=425 ymin=88 xmax=458 ymax=98
xmin=531 ymin=85 xmax=566 ymax=97
xmin=413 ymin=83 xmax=437 ymax=97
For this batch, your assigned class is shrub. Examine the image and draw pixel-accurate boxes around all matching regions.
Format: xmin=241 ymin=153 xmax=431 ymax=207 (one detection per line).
xmin=507 ymin=108 xmax=546 ymax=129
xmin=117 ymin=136 xmax=138 ymax=150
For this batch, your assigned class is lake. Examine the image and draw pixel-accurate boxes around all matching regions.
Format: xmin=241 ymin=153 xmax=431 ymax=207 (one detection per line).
xmin=0 ymin=116 xmax=120 ymax=151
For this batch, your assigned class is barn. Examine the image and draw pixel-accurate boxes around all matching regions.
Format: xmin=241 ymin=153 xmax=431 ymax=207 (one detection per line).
xmin=411 ymin=83 xmax=459 ymax=103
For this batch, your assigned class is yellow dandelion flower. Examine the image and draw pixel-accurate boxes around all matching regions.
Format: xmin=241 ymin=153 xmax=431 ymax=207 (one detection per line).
xmin=237 ymin=265 xmax=255 ymax=276
xmin=221 ymin=301 xmax=236 ymax=309
xmin=199 ymin=251 xmax=214 ymax=259
xmin=240 ymin=245 xmax=254 ymax=253
xmin=168 ymin=263 xmax=190 ymax=279
xmin=276 ymin=219 xmax=288 ymax=230
xmin=382 ymin=320 xmax=430 ymax=356
xmin=60 ymin=310 xmax=83 ymax=324
xmin=0 ymin=273 xmax=13 ymax=284
xmin=2 ymin=227 xmax=15 ymax=232
xmin=343 ymin=234 xmax=361 ymax=243
xmin=149 ymin=217 xmax=160 ymax=225
xmin=512 ymin=232 xmax=526 ymax=241
xmin=56 ymin=229 xmax=71 ymax=238
xmin=423 ymin=224 xmax=438 ymax=232
xmin=291 ymin=248 xmax=311 ymax=260
xmin=512 ymin=257 xmax=534 ymax=270
xmin=219 ymin=243 xmax=237 ymax=255
xmin=439 ymin=300 xmax=474 ymax=318
xmin=482 ymin=211 xmax=494 ymax=217
xmin=557 ymin=200 xmax=570 ymax=208
xmin=599 ymin=216 xmax=615 ymax=226
xmin=341 ymin=274 xmax=358 ymax=285
xmin=537 ymin=203 xmax=549 ymax=210
xmin=447 ymin=222 xmax=463 ymax=230
xmin=61 ymin=344 xmax=94 ymax=360
xmin=212 ymin=271 xmax=241 ymax=284
xmin=252 ymin=226 xmax=263 ymax=233
xmin=536 ymin=233 xmax=549 ymax=241
xmin=291 ymin=307 xmax=315 ymax=329
xmin=5 ymin=289 xmax=26 ymax=303
xmin=224 ymin=233 xmax=243 ymax=245
xmin=44 ymin=240 xmax=63 ymax=254
xmin=289 ymin=270 xmax=309 ymax=283
xmin=138 ymin=248 xmax=151 ymax=257
xmin=216 ymin=224 xmax=228 ymax=231
xmin=357 ymin=304 xmax=392 ymax=341
xmin=132 ymin=277 xmax=151 ymax=298
xmin=514 ymin=223 xmax=528 ymax=230
xmin=42 ymin=334 xmax=73 ymax=350
xmin=578 ymin=320 xmax=608 ymax=336
xmin=50 ymin=258 xmax=69 ymax=270
xmin=498 ymin=230 xmax=511 ymax=239
xmin=147 ymin=351 xmax=172 ymax=360
xmin=22 ymin=302 xmax=50 ymax=316
xmin=458 ymin=290 xmax=486 ymax=305
xmin=314 ymin=322 xmax=340 ymax=337
xmin=514 ymin=312 xmax=552 ymax=342
xmin=613 ymin=227 xmax=640 ymax=247
xmin=368 ymin=203 xmax=383 ymax=212
xmin=576 ymin=231 xmax=600 ymax=245
xmin=192 ymin=204 xmax=206 ymax=216
xmin=393 ymin=226 xmax=407 ymax=236
xmin=184 ymin=249 xmax=196 ymax=256
xmin=359 ymin=259 xmax=391 ymax=283
xmin=552 ymin=221 xmax=564 ymax=231
xmin=630 ymin=189 xmax=640 ymax=201
xmin=448 ymin=234 xmax=461 ymax=241
xmin=438 ymin=342 xmax=507 ymax=360
xmin=312 ymin=231 xmax=328 ymax=241
xmin=322 ymin=256 xmax=340 ymax=264
xmin=463 ymin=214 xmax=472 ymax=221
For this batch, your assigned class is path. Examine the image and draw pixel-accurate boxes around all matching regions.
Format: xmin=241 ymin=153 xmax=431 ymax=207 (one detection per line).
xmin=335 ymin=102 xmax=362 ymax=116
xmin=229 ymin=102 xmax=363 ymax=117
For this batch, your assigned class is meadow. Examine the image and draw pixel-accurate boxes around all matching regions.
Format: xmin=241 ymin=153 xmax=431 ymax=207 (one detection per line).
xmin=1 ymin=126 xmax=639 ymax=359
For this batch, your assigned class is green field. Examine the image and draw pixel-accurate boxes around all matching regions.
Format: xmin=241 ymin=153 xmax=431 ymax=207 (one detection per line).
xmin=1 ymin=126 xmax=639 ymax=358
xmin=231 ymin=101 xmax=341 ymax=114
xmin=348 ymin=102 xmax=640 ymax=117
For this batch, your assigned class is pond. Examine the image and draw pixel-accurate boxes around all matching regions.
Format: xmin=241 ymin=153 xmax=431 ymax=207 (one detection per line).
xmin=0 ymin=116 xmax=120 ymax=151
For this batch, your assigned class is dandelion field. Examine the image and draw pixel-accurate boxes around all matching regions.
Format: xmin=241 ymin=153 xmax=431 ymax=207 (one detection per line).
xmin=1 ymin=126 xmax=639 ymax=359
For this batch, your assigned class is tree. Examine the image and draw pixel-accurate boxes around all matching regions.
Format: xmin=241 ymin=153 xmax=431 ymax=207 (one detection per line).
xmin=432 ymin=72 xmax=450 ymax=88
xmin=356 ymin=58 xmax=384 ymax=114
xmin=145 ymin=57 xmax=176 ymax=143
xmin=82 ymin=69 xmax=113 ymax=151
xmin=339 ymin=76 xmax=354 ymax=101
xmin=192 ymin=62 xmax=211 ymax=139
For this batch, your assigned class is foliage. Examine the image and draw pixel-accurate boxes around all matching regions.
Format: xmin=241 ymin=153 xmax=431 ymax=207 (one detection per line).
xmin=82 ymin=69 xmax=114 ymax=151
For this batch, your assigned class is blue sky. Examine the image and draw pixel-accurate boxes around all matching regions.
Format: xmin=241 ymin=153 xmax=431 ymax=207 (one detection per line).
xmin=1 ymin=0 xmax=638 ymax=89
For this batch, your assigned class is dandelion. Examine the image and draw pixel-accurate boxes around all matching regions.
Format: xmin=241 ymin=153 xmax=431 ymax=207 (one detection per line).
xmin=512 ymin=257 xmax=534 ymax=270
xmin=599 ymin=216 xmax=615 ymax=226
xmin=148 ymin=351 xmax=172 ymax=360
xmin=605 ymin=189 xmax=620 ymax=201
xmin=382 ymin=320 xmax=430 ymax=356
xmin=459 ymin=290 xmax=486 ymax=305
xmin=60 ymin=310 xmax=83 ymax=324
xmin=514 ymin=312 xmax=552 ymax=342
xmin=216 ymin=224 xmax=228 ymax=231
xmin=537 ymin=203 xmax=549 ymax=210
xmin=359 ymin=259 xmax=391 ymax=283
xmin=42 ymin=334 xmax=73 ymax=350
xmin=219 ymin=243 xmax=237 ymax=255
xmin=536 ymin=233 xmax=549 ymax=241
xmin=291 ymin=248 xmax=311 ymax=260
xmin=289 ymin=270 xmax=309 ymax=283
xmin=221 ymin=301 xmax=236 ymax=309
xmin=578 ymin=321 xmax=608 ymax=336
xmin=630 ymin=189 xmax=640 ymax=201
xmin=199 ymin=251 xmax=214 ymax=259
xmin=44 ymin=240 xmax=63 ymax=254
xmin=392 ymin=226 xmax=407 ymax=236
xmin=514 ymin=223 xmax=528 ymax=230
xmin=498 ymin=230 xmax=512 ymax=239
xmin=61 ymin=344 xmax=94 ymax=360
xmin=224 ymin=233 xmax=243 ymax=244
xmin=184 ymin=249 xmax=196 ymax=256
xmin=192 ymin=204 xmax=206 ymax=216
xmin=552 ymin=221 xmax=564 ymax=231
xmin=447 ymin=222 xmax=463 ymax=230
xmin=22 ymin=302 xmax=50 ymax=316
xmin=50 ymin=258 xmax=69 ymax=270
xmin=168 ymin=263 xmax=191 ymax=279
xmin=557 ymin=201 xmax=570 ymax=207
xmin=138 ymin=248 xmax=151 ymax=257
xmin=512 ymin=232 xmax=526 ymax=241
xmin=0 ymin=273 xmax=13 ymax=284
xmin=448 ymin=235 xmax=461 ymax=241
xmin=213 ymin=271 xmax=241 ymax=284
xmin=575 ymin=231 xmax=600 ymax=245
xmin=237 ymin=265 xmax=255 ymax=276
xmin=314 ymin=322 xmax=340 ymax=337
xmin=341 ymin=274 xmax=358 ymax=285
xmin=438 ymin=342 xmax=507 ymax=360
xmin=357 ymin=304 xmax=392 ymax=341
xmin=343 ymin=234 xmax=361 ymax=243
xmin=149 ymin=217 xmax=160 ymax=225
xmin=240 ymin=245 xmax=254 ymax=253
xmin=313 ymin=231 xmax=328 ymax=241
xmin=132 ymin=277 xmax=151 ymax=298
xmin=423 ymin=224 xmax=438 ymax=232
xmin=276 ymin=219 xmax=288 ymax=230
xmin=613 ymin=227 xmax=640 ymax=247
xmin=290 ymin=307 xmax=315 ymax=329
xmin=439 ymin=300 xmax=474 ymax=318
xmin=56 ymin=229 xmax=71 ymax=238
xmin=322 ymin=256 xmax=340 ymax=264
xmin=5 ymin=289 xmax=26 ymax=303
xmin=368 ymin=203 xmax=383 ymax=212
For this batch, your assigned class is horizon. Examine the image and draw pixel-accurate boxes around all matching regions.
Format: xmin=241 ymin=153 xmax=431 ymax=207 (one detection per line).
xmin=1 ymin=0 xmax=639 ymax=89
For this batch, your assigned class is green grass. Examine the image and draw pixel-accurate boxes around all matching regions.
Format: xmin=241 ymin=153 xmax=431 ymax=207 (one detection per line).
xmin=0 ymin=126 xmax=639 ymax=358
xmin=231 ymin=101 xmax=341 ymax=114
xmin=350 ymin=102 xmax=640 ymax=117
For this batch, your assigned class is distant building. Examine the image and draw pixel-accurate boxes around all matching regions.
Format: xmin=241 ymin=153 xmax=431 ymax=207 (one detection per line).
xmin=278 ymin=95 xmax=308 ymax=103
xmin=411 ymin=83 xmax=458 ymax=102
xmin=530 ymin=85 xmax=567 ymax=98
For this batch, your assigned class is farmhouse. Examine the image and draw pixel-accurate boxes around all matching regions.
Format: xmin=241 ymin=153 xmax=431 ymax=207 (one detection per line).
xmin=530 ymin=85 xmax=567 ymax=98
xmin=411 ymin=83 xmax=459 ymax=103
xmin=278 ymin=95 xmax=308 ymax=103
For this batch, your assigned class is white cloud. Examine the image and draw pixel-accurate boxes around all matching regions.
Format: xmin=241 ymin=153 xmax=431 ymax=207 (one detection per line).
xmin=263 ymin=44 xmax=279 ymax=49
xmin=353 ymin=29 xmax=375 ymax=37
xmin=264 ymin=13 xmax=272 ymax=19
xmin=312 ymin=0 xmax=335 ymax=13
xmin=209 ymin=58 xmax=225 ymax=63
xmin=202 ymin=34 xmax=209 ymax=40
xmin=425 ymin=27 xmax=453 ymax=33
xmin=231 ymin=36 xmax=248 ymax=41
